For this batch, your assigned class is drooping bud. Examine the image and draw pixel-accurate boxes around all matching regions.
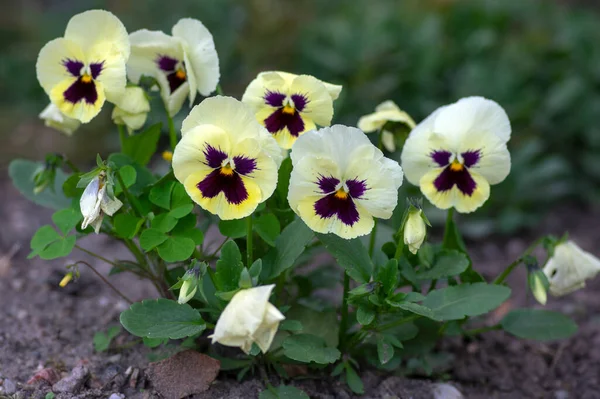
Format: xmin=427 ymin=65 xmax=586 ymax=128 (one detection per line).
xmin=111 ymin=86 xmax=151 ymax=132
xmin=80 ymin=171 xmax=123 ymax=233
xmin=178 ymin=267 xmax=201 ymax=304
xmin=59 ymin=272 xmax=73 ymax=288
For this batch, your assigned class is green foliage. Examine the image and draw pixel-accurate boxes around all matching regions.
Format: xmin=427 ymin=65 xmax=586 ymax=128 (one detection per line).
xmin=51 ymin=208 xmax=82 ymax=235
xmin=254 ymin=213 xmax=281 ymax=246
xmin=261 ymin=219 xmax=314 ymax=280
xmin=283 ymin=334 xmax=341 ymax=364
xmin=219 ymin=219 xmax=246 ymax=239
xmin=29 ymin=221 xmax=77 ymax=260
xmin=93 ymin=325 xmax=121 ymax=352
xmin=9 ymin=159 xmax=70 ymax=209
xmin=501 ymin=309 xmax=577 ymax=341
xmin=121 ymin=123 xmax=162 ymax=166
xmin=317 ymin=234 xmax=373 ymax=284
xmin=215 ymin=241 xmax=244 ymax=292
xmin=259 ymin=385 xmax=309 ymax=399
xmin=120 ymin=299 xmax=206 ymax=339
xmin=113 ymin=214 xmax=144 ymax=239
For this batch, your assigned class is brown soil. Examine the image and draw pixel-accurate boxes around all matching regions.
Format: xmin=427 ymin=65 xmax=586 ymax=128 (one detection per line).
xmin=1 ymin=174 xmax=599 ymax=399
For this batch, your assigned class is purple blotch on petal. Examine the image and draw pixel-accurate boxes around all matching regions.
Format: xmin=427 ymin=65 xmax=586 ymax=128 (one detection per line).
xmin=264 ymin=91 xmax=286 ymax=107
xmin=462 ymin=150 xmax=481 ymax=168
xmin=431 ymin=150 xmax=452 ymax=167
xmin=63 ymin=59 xmax=84 ymax=77
xmin=264 ymin=108 xmax=305 ymax=137
xmin=63 ymin=78 xmax=98 ymax=105
xmin=203 ymin=145 xmax=229 ymax=169
xmin=233 ymin=155 xmax=257 ymax=176
xmin=317 ymin=176 xmax=340 ymax=194
xmin=167 ymin=71 xmax=186 ymax=93
xmin=90 ymin=62 xmax=104 ymax=79
xmin=197 ymin=170 xmax=249 ymax=205
xmin=291 ymin=94 xmax=308 ymax=112
xmin=156 ymin=55 xmax=178 ymax=72
xmin=346 ymin=179 xmax=367 ymax=199
xmin=314 ymin=194 xmax=360 ymax=226
xmin=433 ymin=167 xmax=477 ymax=196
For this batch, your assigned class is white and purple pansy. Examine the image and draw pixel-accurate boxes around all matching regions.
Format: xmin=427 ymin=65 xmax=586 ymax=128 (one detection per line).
xmin=242 ymin=71 xmax=342 ymax=149
xmin=36 ymin=10 xmax=130 ymax=123
xmin=401 ymin=96 xmax=512 ymax=213
xmin=128 ymin=18 xmax=220 ymax=117
xmin=288 ymin=125 xmax=403 ymax=239
xmin=173 ymin=96 xmax=282 ymax=220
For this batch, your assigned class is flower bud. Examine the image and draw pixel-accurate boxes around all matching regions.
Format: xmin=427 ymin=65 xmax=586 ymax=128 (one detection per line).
xmin=162 ymin=151 xmax=173 ymax=163
xmin=210 ymin=285 xmax=285 ymax=354
xmin=178 ymin=268 xmax=200 ymax=305
xmin=59 ymin=272 xmax=73 ymax=287
xmin=111 ymin=87 xmax=150 ymax=132
xmin=80 ymin=172 xmax=123 ymax=233
xmin=528 ymin=268 xmax=548 ymax=305
xmin=404 ymin=208 xmax=427 ymax=254
xmin=39 ymin=103 xmax=81 ymax=136
xmin=543 ymin=241 xmax=600 ymax=296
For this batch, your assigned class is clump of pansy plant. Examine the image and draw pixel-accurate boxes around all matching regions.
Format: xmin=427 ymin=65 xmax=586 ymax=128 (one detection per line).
xmin=10 ymin=8 xmax=592 ymax=397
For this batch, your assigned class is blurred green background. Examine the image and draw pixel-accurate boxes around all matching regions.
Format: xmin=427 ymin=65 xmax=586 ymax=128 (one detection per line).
xmin=1 ymin=0 xmax=599 ymax=236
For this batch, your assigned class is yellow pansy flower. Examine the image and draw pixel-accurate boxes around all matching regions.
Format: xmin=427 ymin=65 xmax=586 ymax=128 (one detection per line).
xmin=173 ymin=96 xmax=282 ymax=220
xmin=358 ymin=100 xmax=416 ymax=152
xmin=36 ymin=10 xmax=130 ymax=123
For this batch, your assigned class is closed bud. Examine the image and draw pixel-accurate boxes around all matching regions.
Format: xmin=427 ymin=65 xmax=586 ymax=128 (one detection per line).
xmin=59 ymin=272 xmax=73 ymax=288
xmin=528 ymin=268 xmax=548 ymax=305
xmin=162 ymin=151 xmax=173 ymax=163
xmin=404 ymin=208 xmax=427 ymax=254
xmin=111 ymin=87 xmax=150 ymax=132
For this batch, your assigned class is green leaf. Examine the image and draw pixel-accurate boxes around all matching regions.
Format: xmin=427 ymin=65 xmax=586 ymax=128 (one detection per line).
xmin=282 ymin=334 xmax=341 ymax=364
xmin=317 ymin=234 xmax=373 ymax=284
xmin=171 ymin=182 xmax=192 ymax=209
xmin=120 ymin=298 xmax=206 ymax=339
xmin=259 ymin=386 xmax=309 ymax=399
xmin=149 ymin=180 xmax=175 ymax=210
xmin=357 ymin=306 xmax=376 ymax=326
xmin=115 ymin=165 xmax=137 ymax=194
xmin=169 ymin=204 xmax=194 ymax=219
xmin=157 ymin=236 xmax=196 ymax=262
xmin=377 ymin=259 xmax=398 ymax=297
xmin=39 ymin=235 xmax=76 ymax=260
xmin=62 ymin=174 xmax=82 ymax=198
xmin=113 ymin=214 xmax=144 ymax=239
xmin=219 ymin=219 xmax=246 ymax=239
xmin=93 ymin=325 xmax=121 ymax=352
xmin=344 ymin=364 xmax=364 ymax=394
xmin=9 ymin=159 xmax=70 ymax=209
xmin=254 ymin=213 xmax=281 ymax=246
xmin=108 ymin=153 xmax=156 ymax=195
xmin=262 ymin=218 xmax=314 ymax=280
xmin=443 ymin=216 xmax=485 ymax=283
xmin=173 ymin=228 xmax=204 ymax=246
xmin=377 ymin=336 xmax=395 ymax=365
xmin=416 ymin=250 xmax=469 ymax=280
xmin=139 ymin=228 xmax=168 ymax=251
xmin=121 ymin=123 xmax=161 ymax=166
xmin=142 ymin=337 xmax=167 ymax=348
xmin=501 ymin=309 xmax=577 ymax=341
xmin=280 ymin=320 xmax=303 ymax=332
xmin=422 ymin=283 xmax=511 ymax=321
xmin=151 ymin=213 xmax=178 ymax=232
xmin=386 ymin=300 xmax=436 ymax=320
xmin=286 ymin=306 xmax=339 ymax=347
xmin=215 ymin=241 xmax=244 ymax=291
xmin=51 ymin=208 xmax=82 ymax=236
xmin=30 ymin=225 xmax=61 ymax=251
xmin=272 ymin=157 xmax=292 ymax=206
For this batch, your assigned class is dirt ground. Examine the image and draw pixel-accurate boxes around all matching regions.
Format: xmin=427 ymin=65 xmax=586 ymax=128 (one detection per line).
xmin=1 ymin=174 xmax=599 ymax=399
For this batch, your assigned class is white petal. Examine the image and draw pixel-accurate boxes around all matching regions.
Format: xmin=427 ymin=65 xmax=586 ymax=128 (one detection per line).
xmin=39 ymin=103 xmax=81 ymax=135
xmin=100 ymin=192 xmax=123 ymax=216
xmin=459 ymin=130 xmax=511 ymax=185
xmin=544 ymin=241 xmax=600 ymax=296
xmin=127 ymin=29 xmax=182 ymax=84
xmin=291 ymin=75 xmax=334 ymax=127
xmin=36 ymin=38 xmax=85 ymax=96
xmin=241 ymin=71 xmax=287 ymax=112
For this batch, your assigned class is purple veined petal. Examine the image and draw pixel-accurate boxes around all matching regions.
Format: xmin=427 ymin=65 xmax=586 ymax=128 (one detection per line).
xmin=90 ymin=62 xmax=104 ymax=79
xmin=431 ymin=150 xmax=452 ymax=167
xmin=232 ymin=155 xmax=257 ymax=176
xmin=462 ymin=150 xmax=481 ymax=168
xmin=196 ymin=169 xmax=249 ymax=205
xmin=63 ymin=78 xmax=98 ymax=105
xmin=203 ymin=145 xmax=229 ymax=169
xmin=346 ymin=178 xmax=367 ymax=199
xmin=317 ymin=176 xmax=340 ymax=194
xmin=264 ymin=91 xmax=286 ymax=107
xmin=433 ymin=167 xmax=477 ymax=196
xmin=156 ymin=55 xmax=179 ymax=72
xmin=63 ymin=59 xmax=84 ymax=77
xmin=314 ymin=193 xmax=360 ymax=226
xmin=290 ymin=93 xmax=308 ymax=112
xmin=264 ymin=108 xmax=305 ymax=137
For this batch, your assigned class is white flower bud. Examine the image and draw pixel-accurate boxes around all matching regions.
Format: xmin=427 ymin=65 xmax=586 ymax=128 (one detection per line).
xmin=404 ymin=208 xmax=427 ymax=254
xmin=80 ymin=173 xmax=123 ymax=233
xmin=39 ymin=103 xmax=80 ymax=136
xmin=543 ymin=241 xmax=600 ymax=296
xmin=111 ymin=87 xmax=150 ymax=132
xmin=528 ymin=269 xmax=548 ymax=305
xmin=210 ymin=285 xmax=285 ymax=354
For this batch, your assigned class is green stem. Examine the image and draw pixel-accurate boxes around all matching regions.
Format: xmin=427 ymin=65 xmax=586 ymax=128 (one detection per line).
xmin=216 ymin=84 xmax=224 ymax=95
xmin=463 ymin=324 xmax=501 ymax=336
xmin=118 ymin=124 xmax=127 ymax=151
xmin=246 ymin=215 xmax=253 ymax=267
xmin=394 ymin=229 xmax=404 ymax=260
xmin=368 ymin=219 xmax=378 ymax=259
xmin=493 ymin=237 xmax=544 ymax=285
xmin=75 ymin=260 xmax=133 ymax=304
xmin=442 ymin=208 xmax=455 ymax=248
xmin=75 ymin=245 xmax=119 ymax=267
xmin=167 ymin=113 xmax=177 ymax=151
xmin=376 ymin=314 xmax=421 ymax=332
xmin=64 ymin=159 xmax=80 ymax=173
xmin=339 ymin=272 xmax=350 ymax=351
xmin=116 ymin=170 xmax=144 ymax=218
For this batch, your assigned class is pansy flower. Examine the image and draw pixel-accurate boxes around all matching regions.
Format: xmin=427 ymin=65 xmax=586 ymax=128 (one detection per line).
xmin=401 ymin=97 xmax=511 ymax=213
xmin=36 ymin=10 xmax=130 ymax=123
xmin=543 ymin=241 xmax=600 ymax=296
xmin=288 ymin=125 xmax=403 ymax=239
xmin=128 ymin=18 xmax=220 ymax=117
xmin=111 ymin=86 xmax=150 ymax=132
xmin=358 ymin=100 xmax=416 ymax=152
xmin=242 ymin=71 xmax=342 ymax=149
xmin=172 ymin=96 xmax=282 ymax=220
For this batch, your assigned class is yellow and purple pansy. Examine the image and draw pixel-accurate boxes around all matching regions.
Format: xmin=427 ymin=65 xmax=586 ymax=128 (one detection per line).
xmin=401 ymin=96 xmax=511 ymax=213
xmin=242 ymin=71 xmax=342 ymax=149
xmin=172 ymin=96 xmax=282 ymax=220
xmin=128 ymin=18 xmax=220 ymax=117
xmin=36 ymin=10 xmax=130 ymax=123
xmin=288 ymin=125 xmax=403 ymax=239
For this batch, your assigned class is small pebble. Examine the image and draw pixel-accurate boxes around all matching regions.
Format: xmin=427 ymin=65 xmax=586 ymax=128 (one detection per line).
xmin=1 ymin=378 xmax=17 ymax=395
xmin=108 ymin=394 xmax=125 ymax=399
xmin=52 ymin=365 xmax=89 ymax=393
xmin=431 ymin=383 xmax=463 ymax=399
xmin=555 ymin=390 xmax=570 ymax=399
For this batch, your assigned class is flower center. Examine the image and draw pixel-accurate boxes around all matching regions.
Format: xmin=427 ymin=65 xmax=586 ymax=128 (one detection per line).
xmin=80 ymin=73 xmax=93 ymax=83
xmin=334 ymin=188 xmax=349 ymax=200
xmin=175 ymin=68 xmax=186 ymax=80
xmin=282 ymin=104 xmax=295 ymax=115
xmin=449 ymin=159 xmax=464 ymax=172
xmin=220 ymin=165 xmax=235 ymax=176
